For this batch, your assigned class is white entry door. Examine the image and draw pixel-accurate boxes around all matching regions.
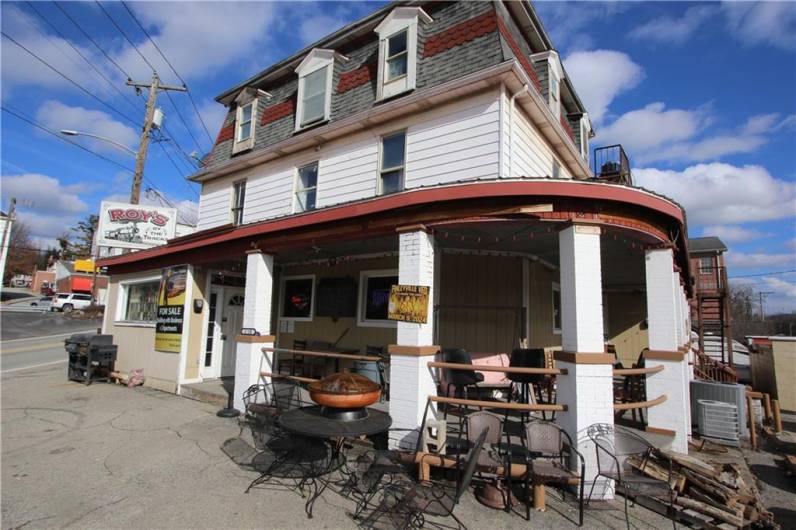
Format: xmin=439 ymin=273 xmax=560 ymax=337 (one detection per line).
xmin=220 ymin=289 xmax=245 ymax=377
xmin=201 ymin=288 xmax=223 ymax=379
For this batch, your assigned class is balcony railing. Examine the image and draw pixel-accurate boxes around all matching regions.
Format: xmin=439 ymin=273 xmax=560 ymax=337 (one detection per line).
xmin=697 ymin=265 xmax=726 ymax=294
xmin=593 ymin=144 xmax=632 ymax=185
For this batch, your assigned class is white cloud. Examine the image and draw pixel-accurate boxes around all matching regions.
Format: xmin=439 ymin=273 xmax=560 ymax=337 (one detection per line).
xmin=534 ymin=3 xmax=633 ymax=52
xmin=628 ymin=5 xmax=717 ymax=45
xmin=762 ymin=277 xmax=796 ymax=299
xmin=701 ymin=225 xmax=771 ymax=243
xmin=742 ymin=113 xmax=781 ymax=135
xmin=1 ymin=173 xmax=88 ymax=214
xmin=35 ymin=100 xmax=138 ymax=155
xmin=16 ymin=212 xmax=81 ymax=246
xmin=117 ymin=2 xmax=278 ymax=84
xmin=563 ymin=50 xmax=644 ymax=123
xmin=723 ymin=1 xmax=796 ymax=51
xmin=194 ymin=99 xmax=228 ymax=144
xmin=633 ymin=163 xmax=796 ymax=225
xmin=299 ymin=15 xmax=349 ymax=47
xmin=598 ymin=102 xmax=702 ymax=153
xmin=726 ymin=251 xmax=796 ymax=269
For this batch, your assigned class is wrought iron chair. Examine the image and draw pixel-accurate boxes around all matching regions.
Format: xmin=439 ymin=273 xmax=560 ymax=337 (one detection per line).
xmin=586 ymin=423 xmax=677 ymax=530
xmin=240 ymin=379 xmax=300 ymax=450
xmin=521 ymin=419 xmax=585 ymax=526
xmin=465 ymin=411 xmax=513 ymax=512
xmin=366 ymin=345 xmax=390 ymax=402
xmin=359 ymin=428 xmax=489 ymax=530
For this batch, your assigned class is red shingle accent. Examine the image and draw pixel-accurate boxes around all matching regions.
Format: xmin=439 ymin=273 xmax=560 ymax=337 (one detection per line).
xmin=560 ymin=113 xmax=577 ymax=143
xmin=260 ymin=99 xmax=295 ymax=126
xmin=337 ymin=62 xmax=376 ymax=94
xmin=215 ymin=123 xmax=234 ymax=144
xmin=423 ymin=10 xmax=498 ymax=58
xmin=495 ymin=16 xmax=542 ymax=93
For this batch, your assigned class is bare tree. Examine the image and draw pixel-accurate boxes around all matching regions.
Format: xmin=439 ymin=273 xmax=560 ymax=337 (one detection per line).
xmin=3 ymin=221 xmax=39 ymax=284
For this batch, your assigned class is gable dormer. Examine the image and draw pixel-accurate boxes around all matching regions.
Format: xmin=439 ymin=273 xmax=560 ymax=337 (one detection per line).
xmin=374 ymin=7 xmax=432 ymax=100
xmin=231 ymin=87 xmax=270 ymax=155
xmin=531 ymin=50 xmax=564 ymax=120
xmin=295 ymin=49 xmax=344 ymax=131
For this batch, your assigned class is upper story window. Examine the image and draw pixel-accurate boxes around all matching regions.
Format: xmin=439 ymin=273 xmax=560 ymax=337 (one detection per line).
xmin=232 ymin=87 xmax=262 ymax=154
xmin=375 ymin=7 xmax=432 ymax=100
xmin=295 ymin=49 xmax=339 ymax=130
xmin=532 ymin=51 xmax=564 ymax=120
xmin=699 ymin=256 xmax=714 ymax=271
xmin=295 ymin=162 xmax=318 ymax=213
xmin=379 ymin=131 xmax=406 ymax=195
xmin=231 ymin=179 xmax=246 ymax=226
xmin=550 ymin=72 xmax=559 ymax=104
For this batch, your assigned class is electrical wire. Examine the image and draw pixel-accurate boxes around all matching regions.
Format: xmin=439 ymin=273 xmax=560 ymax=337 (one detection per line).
xmin=120 ymin=0 xmax=215 ymax=146
xmin=94 ymin=0 xmax=156 ymax=72
xmin=729 ymin=270 xmax=796 ymax=279
xmin=0 ymin=30 xmax=140 ymax=127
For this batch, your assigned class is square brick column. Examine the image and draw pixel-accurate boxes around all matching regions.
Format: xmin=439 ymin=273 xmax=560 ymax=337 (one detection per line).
xmin=645 ymin=248 xmax=690 ymax=453
xmin=556 ymin=225 xmax=615 ymax=499
xmin=233 ymin=250 xmax=275 ymax=412
xmin=388 ymin=229 xmax=438 ymax=450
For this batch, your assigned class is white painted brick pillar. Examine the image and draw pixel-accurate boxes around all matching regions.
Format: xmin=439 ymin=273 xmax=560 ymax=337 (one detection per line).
xmin=388 ymin=229 xmax=438 ymax=450
xmin=645 ymin=248 xmax=690 ymax=453
xmin=233 ymin=250 xmax=275 ymax=412
xmin=556 ymin=225 xmax=614 ymax=499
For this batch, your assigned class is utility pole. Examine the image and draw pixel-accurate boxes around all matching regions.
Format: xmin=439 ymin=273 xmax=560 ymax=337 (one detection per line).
xmin=126 ymin=73 xmax=186 ymax=205
xmin=758 ymin=291 xmax=773 ymax=321
xmin=0 ymin=198 xmax=16 ymax=289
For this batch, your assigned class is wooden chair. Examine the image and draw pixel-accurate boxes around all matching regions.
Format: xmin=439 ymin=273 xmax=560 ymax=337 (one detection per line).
xmin=278 ymin=339 xmax=306 ymax=376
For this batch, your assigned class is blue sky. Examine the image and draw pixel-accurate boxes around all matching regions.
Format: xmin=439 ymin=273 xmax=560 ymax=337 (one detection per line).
xmin=1 ymin=1 xmax=794 ymax=312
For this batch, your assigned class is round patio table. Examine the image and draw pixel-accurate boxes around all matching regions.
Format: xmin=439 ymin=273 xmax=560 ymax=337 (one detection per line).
xmin=277 ymin=406 xmax=392 ymax=518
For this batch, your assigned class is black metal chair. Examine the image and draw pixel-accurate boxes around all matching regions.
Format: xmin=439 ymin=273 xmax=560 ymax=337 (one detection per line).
xmin=508 ymin=348 xmax=550 ymax=419
xmin=366 ymin=345 xmax=390 ymax=402
xmin=442 ymin=347 xmax=483 ymax=399
xmin=522 ymin=419 xmax=585 ymax=526
xmin=359 ymin=427 xmax=489 ymax=530
xmin=240 ymin=379 xmax=301 ymax=450
xmin=586 ymin=423 xmax=677 ymax=530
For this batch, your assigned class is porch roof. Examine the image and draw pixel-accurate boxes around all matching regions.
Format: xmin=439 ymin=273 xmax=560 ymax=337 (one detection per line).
xmin=97 ymin=179 xmax=688 ymax=279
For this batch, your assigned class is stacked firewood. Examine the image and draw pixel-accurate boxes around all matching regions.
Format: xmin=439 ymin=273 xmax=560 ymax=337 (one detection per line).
xmin=627 ymin=449 xmax=777 ymax=529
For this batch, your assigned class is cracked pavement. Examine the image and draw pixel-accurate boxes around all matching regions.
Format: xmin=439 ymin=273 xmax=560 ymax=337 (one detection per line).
xmin=2 ymin=364 xmax=676 ymax=529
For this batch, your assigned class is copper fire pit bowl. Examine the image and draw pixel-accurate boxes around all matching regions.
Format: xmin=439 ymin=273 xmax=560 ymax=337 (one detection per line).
xmin=308 ymin=373 xmax=381 ymax=417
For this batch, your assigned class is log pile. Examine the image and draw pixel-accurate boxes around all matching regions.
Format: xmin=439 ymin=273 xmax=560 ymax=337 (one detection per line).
xmin=627 ymin=449 xmax=777 ymax=529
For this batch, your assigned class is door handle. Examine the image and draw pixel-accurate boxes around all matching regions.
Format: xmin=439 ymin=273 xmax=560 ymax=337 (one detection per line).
xmin=221 ymin=334 xmax=227 ymax=341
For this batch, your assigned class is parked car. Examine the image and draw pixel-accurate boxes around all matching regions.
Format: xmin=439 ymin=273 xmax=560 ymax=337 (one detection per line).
xmin=40 ymin=284 xmax=55 ymax=296
xmin=30 ymin=296 xmax=53 ymax=309
xmin=51 ymin=293 xmax=93 ymax=313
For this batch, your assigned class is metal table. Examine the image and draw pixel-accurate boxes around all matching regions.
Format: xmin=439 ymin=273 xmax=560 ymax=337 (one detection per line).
xmin=276 ymin=406 xmax=392 ymax=518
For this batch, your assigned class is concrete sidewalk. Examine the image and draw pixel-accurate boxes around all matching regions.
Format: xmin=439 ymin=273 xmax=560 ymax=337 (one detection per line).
xmin=1 ymin=364 xmax=671 ymax=529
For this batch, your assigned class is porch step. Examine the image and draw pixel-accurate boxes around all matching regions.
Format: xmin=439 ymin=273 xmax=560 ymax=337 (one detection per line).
xmin=180 ymin=378 xmax=233 ymax=408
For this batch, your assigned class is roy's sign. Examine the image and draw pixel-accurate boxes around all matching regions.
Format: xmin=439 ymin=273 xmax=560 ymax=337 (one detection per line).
xmin=97 ymin=201 xmax=177 ymax=250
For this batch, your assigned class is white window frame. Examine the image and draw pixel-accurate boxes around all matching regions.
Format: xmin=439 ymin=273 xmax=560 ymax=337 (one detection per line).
xmin=552 ymin=282 xmax=562 ymax=335
xmin=357 ymin=269 xmax=398 ymax=328
xmin=374 ymin=7 xmax=432 ymax=100
xmin=293 ymin=161 xmax=319 ymax=213
xmin=378 ymin=130 xmax=406 ymax=195
xmin=231 ymin=179 xmax=246 ymax=226
xmin=232 ymin=99 xmax=257 ymax=154
xmin=114 ymin=274 xmax=161 ymax=327
xmin=580 ymin=121 xmax=589 ymax=160
xmin=279 ymin=274 xmax=316 ymax=322
xmin=294 ymin=49 xmax=337 ymax=131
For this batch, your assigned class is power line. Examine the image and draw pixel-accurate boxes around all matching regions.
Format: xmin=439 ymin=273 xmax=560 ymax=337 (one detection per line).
xmin=729 ymin=269 xmax=796 ymax=279
xmin=0 ymin=30 xmax=139 ymax=127
xmin=53 ymin=1 xmax=132 ymax=80
xmin=25 ymin=1 xmax=143 ymax=117
xmin=120 ymin=0 xmax=214 ymax=146
xmin=94 ymin=0 xmax=156 ymax=72
xmin=1 ymin=104 xmax=134 ymax=173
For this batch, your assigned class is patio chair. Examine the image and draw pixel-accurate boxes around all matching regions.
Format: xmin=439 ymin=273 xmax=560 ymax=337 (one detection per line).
xmin=586 ymin=423 xmax=676 ymax=530
xmin=366 ymin=345 xmax=389 ymax=402
xmin=277 ymin=339 xmax=306 ymax=376
xmin=507 ymin=348 xmax=548 ymax=420
xmin=466 ymin=411 xmax=512 ymax=511
xmin=359 ymin=427 xmax=489 ymax=530
xmin=441 ymin=349 xmax=483 ymax=420
xmin=521 ymin=419 xmax=585 ymax=526
xmin=240 ymin=379 xmax=300 ymax=450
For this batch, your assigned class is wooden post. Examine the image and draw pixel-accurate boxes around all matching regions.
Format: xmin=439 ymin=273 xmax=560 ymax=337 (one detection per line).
xmin=746 ymin=394 xmax=757 ymax=450
xmin=533 ymin=482 xmax=546 ymax=511
xmin=772 ymin=400 xmax=783 ymax=433
xmin=763 ymin=393 xmax=772 ymax=424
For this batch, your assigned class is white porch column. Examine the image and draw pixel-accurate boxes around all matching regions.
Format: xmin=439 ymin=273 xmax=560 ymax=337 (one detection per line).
xmin=555 ymin=225 xmax=615 ymax=499
xmin=232 ymin=250 xmax=275 ymax=412
xmin=388 ymin=229 xmax=438 ymax=450
xmin=645 ymin=248 xmax=690 ymax=453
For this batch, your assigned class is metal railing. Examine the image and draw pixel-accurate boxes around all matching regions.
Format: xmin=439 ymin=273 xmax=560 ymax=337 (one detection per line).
xmin=693 ymin=349 xmax=737 ymax=382
xmin=593 ymin=144 xmax=632 ymax=185
xmin=696 ymin=265 xmax=726 ymax=293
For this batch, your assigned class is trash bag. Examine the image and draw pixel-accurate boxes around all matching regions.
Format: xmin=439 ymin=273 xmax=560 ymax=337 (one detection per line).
xmin=128 ymin=368 xmax=145 ymax=388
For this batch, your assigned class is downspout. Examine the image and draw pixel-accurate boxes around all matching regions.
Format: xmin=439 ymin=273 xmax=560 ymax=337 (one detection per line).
xmin=508 ymin=85 xmax=530 ymax=180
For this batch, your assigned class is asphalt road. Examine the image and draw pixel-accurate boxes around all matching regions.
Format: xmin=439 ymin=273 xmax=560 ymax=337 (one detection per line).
xmin=0 ymin=312 xmax=100 ymax=373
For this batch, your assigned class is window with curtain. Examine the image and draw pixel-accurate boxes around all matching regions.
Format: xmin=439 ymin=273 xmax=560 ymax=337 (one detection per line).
xmin=123 ymin=281 xmax=159 ymax=322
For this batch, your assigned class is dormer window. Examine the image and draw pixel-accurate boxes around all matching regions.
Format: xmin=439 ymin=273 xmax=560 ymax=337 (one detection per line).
xmin=550 ymin=73 xmax=559 ymax=103
xmin=295 ymin=49 xmax=340 ymax=131
xmin=232 ymin=87 xmax=265 ymax=154
xmin=375 ymin=7 xmax=432 ymax=100
xmin=531 ymin=50 xmax=564 ymax=120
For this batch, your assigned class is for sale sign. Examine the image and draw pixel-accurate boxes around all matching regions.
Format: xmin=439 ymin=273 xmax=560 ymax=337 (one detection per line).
xmin=97 ymin=201 xmax=177 ymax=249
xmin=155 ymin=265 xmax=187 ymax=353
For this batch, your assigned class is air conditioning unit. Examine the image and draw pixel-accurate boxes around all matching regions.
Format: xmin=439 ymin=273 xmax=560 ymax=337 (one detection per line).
xmin=690 ymin=380 xmax=748 ymax=439
xmin=697 ymin=399 xmax=741 ymax=446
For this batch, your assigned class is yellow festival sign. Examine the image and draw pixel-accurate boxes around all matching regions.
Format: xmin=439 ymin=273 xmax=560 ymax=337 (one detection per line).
xmin=387 ymin=284 xmax=429 ymax=324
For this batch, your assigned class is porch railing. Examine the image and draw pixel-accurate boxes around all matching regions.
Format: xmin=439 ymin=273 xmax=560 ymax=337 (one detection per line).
xmin=693 ymin=349 xmax=737 ymax=382
xmin=593 ymin=144 xmax=632 ymax=185
xmin=696 ymin=265 xmax=726 ymax=294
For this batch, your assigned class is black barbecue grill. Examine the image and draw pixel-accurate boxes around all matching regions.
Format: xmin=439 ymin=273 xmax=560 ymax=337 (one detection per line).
xmin=66 ymin=334 xmax=117 ymax=385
